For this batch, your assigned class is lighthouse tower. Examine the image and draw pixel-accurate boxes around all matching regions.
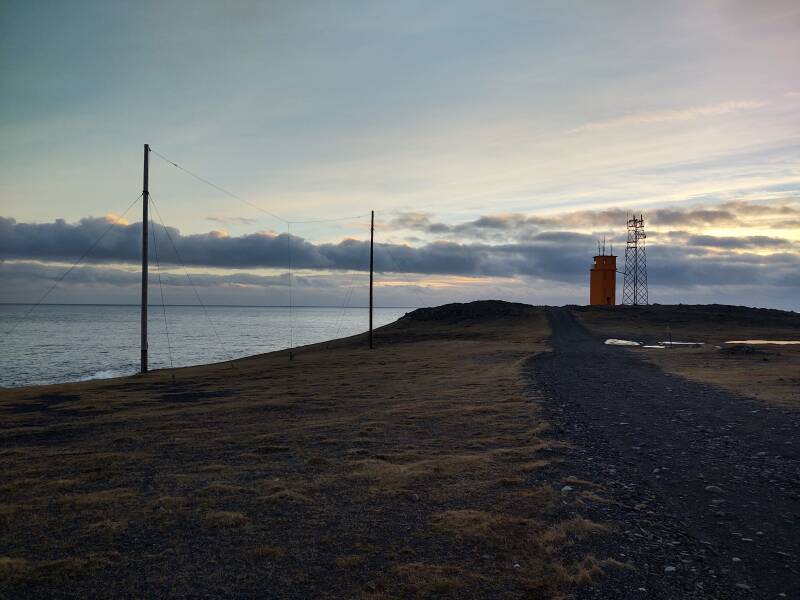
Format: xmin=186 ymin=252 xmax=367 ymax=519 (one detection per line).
xmin=589 ymin=240 xmax=616 ymax=306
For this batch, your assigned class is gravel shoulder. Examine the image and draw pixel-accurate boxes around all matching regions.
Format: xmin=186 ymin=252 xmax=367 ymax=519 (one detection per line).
xmin=528 ymin=308 xmax=800 ymax=599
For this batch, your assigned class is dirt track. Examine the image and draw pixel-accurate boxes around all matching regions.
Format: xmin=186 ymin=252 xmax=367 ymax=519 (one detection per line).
xmin=529 ymin=308 xmax=800 ymax=599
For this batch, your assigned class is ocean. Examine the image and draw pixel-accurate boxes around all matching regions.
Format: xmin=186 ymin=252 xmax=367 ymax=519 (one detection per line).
xmin=0 ymin=304 xmax=411 ymax=388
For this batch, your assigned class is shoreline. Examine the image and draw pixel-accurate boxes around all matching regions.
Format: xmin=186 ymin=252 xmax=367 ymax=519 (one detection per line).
xmin=1 ymin=307 xmax=414 ymax=391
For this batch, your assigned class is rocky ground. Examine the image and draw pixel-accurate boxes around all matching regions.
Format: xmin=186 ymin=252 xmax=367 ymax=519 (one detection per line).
xmin=528 ymin=308 xmax=800 ymax=599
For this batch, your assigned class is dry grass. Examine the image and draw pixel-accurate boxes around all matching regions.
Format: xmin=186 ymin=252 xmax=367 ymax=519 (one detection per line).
xmin=259 ymin=489 xmax=311 ymax=505
xmin=391 ymin=563 xmax=480 ymax=596
xmin=203 ymin=511 xmax=250 ymax=528
xmin=85 ymin=520 xmax=128 ymax=535
xmin=0 ymin=553 xmax=122 ymax=583
xmin=254 ymin=479 xmax=312 ymax=504
xmin=0 ymin=558 xmax=30 ymax=581
xmin=430 ymin=508 xmax=609 ymax=590
xmin=253 ymin=545 xmax=286 ymax=559
xmin=539 ymin=516 xmax=609 ymax=546
xmin=0 ymin=505 xmax=18 ymax=527
xmin=203 ymin=482 xmax=246 ymax=495
xmin=350 ymin=453 xmax=491 ymax=492
xmin=575 ymin=304 xmax=800 ymax=407
xmin=0 ymin=301 xmax=617 ymax=597
xmin=336 ymin=554 xmax=367 ymax=568
xmin=433 ymin=509 xmax=538 ymax=541
xmin=556 ymin=555 xmax=633 ymax=585
xmin=61 ymin=488 xmax=137 ymax=506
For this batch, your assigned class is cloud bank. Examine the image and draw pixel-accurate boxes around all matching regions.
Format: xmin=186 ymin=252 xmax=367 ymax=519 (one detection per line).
xmin=2 ymin=196 xmax=799 ymax=304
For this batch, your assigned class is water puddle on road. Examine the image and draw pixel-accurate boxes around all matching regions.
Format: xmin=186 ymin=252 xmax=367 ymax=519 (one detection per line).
xmin=724 ymin=340 xmax=800 ymax=345
xmin=604 ymin=339 xmax=641 ymax=346
xmin=605 ymin=339 xmax=708 ymax=349
xmin=605 ymin=339 xmax=704 ymax=349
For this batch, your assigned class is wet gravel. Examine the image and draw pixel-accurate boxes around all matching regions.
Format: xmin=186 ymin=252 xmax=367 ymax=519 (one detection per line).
xmin=527 ymin=308 xmax=800 ymax=599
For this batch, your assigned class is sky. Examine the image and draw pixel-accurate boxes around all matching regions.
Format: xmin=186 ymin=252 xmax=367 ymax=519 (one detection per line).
xmin=1 ymin=0 xmax=799 ymax=310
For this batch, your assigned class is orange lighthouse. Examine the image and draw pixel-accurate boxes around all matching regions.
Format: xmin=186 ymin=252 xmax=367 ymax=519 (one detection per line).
xmin=589 ymin=248 xmax=617 ymax=306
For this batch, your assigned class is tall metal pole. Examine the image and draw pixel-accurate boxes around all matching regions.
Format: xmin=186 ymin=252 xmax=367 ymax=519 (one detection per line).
xmin=369 ymin=210 xmax=374 ymax=350
xmin=141 ymin=144 xmax=150 ymax=373
xmin=633 ymin=230 xmax=638 ymax=305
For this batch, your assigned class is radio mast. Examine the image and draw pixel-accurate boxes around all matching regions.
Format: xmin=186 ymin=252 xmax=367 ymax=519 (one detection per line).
xmin=622 ymin=214 xmax=648 ymax=306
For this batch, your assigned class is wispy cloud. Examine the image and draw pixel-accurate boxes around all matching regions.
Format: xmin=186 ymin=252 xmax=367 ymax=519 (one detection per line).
xmin=390 ymin=198 xmax=800 ymax=241
xmin=206 ymin=216 xmax=258 ymax=226
xmin=570 ymin=100 xmax=765 ymax=133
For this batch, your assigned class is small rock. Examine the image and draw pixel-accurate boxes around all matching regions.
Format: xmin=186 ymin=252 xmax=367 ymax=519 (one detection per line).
xmin=561 ymin=485 xmax=574 ymax=492
xmin=735 ymin=583 xmax=751 ymax=591
xmin=732 ymin=557 xmax=741 ymax=563
xmin=664 ymin=566 xmax=677 ymax=573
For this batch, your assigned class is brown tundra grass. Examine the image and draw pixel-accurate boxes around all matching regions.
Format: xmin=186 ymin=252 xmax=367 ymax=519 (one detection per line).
xmin=0 ymin=303 xmax=620 ymax=597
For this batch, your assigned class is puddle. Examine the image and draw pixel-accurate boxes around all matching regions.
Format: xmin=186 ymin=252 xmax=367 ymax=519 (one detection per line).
xmin=605 ymin=339 xmax=705 ymax=349
xmin=724 ymin=340 xmax=800 ymax=345
xmin=604 ymin=339 xmax=641 ymax=346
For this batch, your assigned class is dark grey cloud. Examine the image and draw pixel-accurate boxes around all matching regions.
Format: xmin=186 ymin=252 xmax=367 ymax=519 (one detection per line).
xmin=0 ymin=260 xmax=324 ymax=290
xmin=0 ymin=216 xmax=336 ymax=270
xmin=390 ymin=212 xmax=453 ymax=235
xmin=0 ymin=215 xmax=594 ymax=279
xmin=644 ymin=246 xmax=800 ymax=289
xmin=659 ymin=230 xmax=797 ymax=250
xmin=684 ymin=234 xmax=794 ymax=250
xmin=2 ymin=214 xmax=799 ymax=296
xmin=0 ymin=259 xmax=445 ymax=309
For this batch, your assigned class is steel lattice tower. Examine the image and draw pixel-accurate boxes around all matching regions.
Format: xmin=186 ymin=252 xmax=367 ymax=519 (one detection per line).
xmin=622 ymin=214 xmax=648 ymax=305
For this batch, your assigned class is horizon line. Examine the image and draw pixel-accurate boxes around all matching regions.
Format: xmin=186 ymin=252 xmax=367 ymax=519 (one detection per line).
xmin=0 ymin=302 xmax=420 ymax=309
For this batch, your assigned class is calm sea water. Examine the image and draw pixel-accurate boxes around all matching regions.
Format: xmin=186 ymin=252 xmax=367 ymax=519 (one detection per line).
xmin=0 ymin=305 xmax=411 ymax=388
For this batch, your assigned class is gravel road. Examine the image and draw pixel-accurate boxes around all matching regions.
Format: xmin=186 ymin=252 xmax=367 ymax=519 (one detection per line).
xmin=527 ymin=308 xmax=799 ymax=599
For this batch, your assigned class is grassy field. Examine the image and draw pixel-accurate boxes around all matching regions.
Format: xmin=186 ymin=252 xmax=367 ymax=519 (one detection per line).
xmin=0 ymin=302 xmax=619 ymax=598
xmin=574 ymin=304 xmax=800 ymax=408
